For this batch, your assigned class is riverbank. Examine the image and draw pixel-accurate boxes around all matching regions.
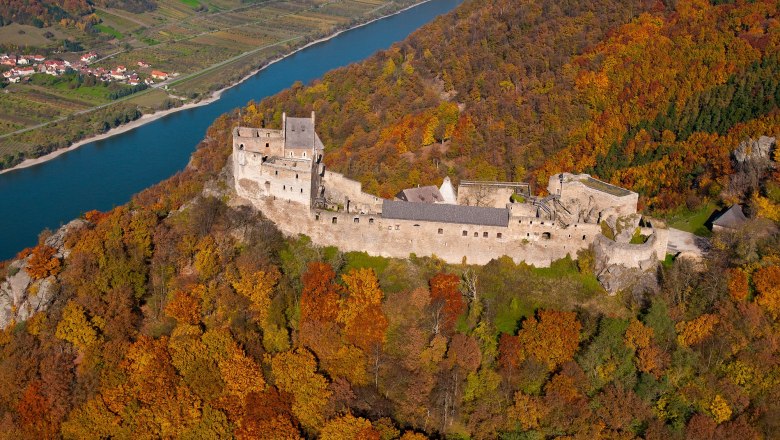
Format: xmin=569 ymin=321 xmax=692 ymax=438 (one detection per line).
xmin=0 ymin=0 xmax=433 ymax=176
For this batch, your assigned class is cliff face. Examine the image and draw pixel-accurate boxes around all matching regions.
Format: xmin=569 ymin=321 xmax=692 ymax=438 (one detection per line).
xmin=0 ymin=219 xmax=85 ymax=328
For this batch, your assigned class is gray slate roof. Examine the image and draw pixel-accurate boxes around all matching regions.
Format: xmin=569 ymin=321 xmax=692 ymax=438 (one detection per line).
xmin=713 ymin=205 xmax=748 ymax=229
xmin=285 ymin=117 xmax=316 ymax=148
xmin=396 ymin=186 xmax=444 ymax=203
xmin=382 ymin=200 xmax=509 ymax=227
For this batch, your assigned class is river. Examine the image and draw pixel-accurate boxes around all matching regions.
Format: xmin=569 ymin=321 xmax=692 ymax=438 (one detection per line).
xmin=0 ymin=0 xmax=462 ymax=260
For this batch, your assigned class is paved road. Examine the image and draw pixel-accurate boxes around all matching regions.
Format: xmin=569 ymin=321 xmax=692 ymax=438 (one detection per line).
xmin=667 ymin=228 xmax=710 ymax=258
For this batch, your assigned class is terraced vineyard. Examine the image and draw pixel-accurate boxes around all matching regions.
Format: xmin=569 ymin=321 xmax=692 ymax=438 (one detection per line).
xmin=0 ymin=0 xmax=420 ymax=170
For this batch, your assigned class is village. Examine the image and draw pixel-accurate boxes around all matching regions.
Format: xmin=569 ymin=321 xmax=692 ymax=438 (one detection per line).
xmin=0 ymin=51 xmax=175 ymax=86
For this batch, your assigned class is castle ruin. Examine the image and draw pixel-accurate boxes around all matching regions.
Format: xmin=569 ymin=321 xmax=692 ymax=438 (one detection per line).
xmin=232 ymin=113 xmax=668 ymax=284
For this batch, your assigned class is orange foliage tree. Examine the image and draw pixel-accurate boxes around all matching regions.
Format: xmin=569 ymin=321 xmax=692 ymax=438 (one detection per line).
xmin=338 ymin=268 xmax=388 ymax=352
xmin=753 ymin=265 xmax=780 ymax=318
xmin=516 ymin=310 xmax=582 ymax=370
xmin=25 ymin=244 xmax=61 ymax=280
xmin=429 ymin=273 xmax=465 ymax=334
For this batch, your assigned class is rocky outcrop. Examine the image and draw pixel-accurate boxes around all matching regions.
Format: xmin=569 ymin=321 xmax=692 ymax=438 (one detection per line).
xmin=597 ymin=264 xmax=658 ymax=297
xmin=0 ymin=219 xmax=85 ymax=328
xmin=734 ymin=136 xmax=775 ymax=164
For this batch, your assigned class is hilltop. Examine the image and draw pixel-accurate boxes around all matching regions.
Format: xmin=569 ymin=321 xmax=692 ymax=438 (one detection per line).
xmin=0 ymin=0 xmax=780 ymax=439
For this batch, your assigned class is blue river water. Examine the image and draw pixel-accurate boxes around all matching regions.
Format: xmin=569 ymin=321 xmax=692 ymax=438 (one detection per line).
xmin=0 ymin=0 xmax=462 ymax=260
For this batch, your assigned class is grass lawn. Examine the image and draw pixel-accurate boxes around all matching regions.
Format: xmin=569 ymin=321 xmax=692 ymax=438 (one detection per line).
xmin=668 ymin=202 xmax=717 ymax=236
xmin=179 ymin=0 xmax=202 ymax=8
xmin=95 ymin=24 xmax=123 ymax=39
xmin=126 ymin=89 xmax=170 ymax=108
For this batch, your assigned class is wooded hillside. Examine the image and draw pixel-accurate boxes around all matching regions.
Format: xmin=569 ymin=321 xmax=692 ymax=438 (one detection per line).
xmin=2 ymin=0 xmax=780 ymax=438
xmin=246 ymin=0 xmax=780 ymax=213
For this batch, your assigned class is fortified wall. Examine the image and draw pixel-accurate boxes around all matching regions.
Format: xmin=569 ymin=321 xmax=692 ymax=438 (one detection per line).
xmin=231 ymin=113 xmax=668 ymax=271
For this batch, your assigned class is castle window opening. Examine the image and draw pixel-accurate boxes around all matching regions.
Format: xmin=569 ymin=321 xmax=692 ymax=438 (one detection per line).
xmin=369 ymin=218 xmax=374 ymax=224
xmin=267 ymin=133 xmax=270 ymax=137
xmin=354 ymin=218 xmax=359 ymax=224
xmin=303 ymin=152 xmax=307 ymax=157
xmin=474 ymin=232 xmax=478 ymax=237
xmin=414 ymin=224 xmax=420 ymax=227
xmin=483 ymin=232 xmax=488 ymax=238
xmin=315 ymin=214 xmax=320 ymax=221
xmin=395 ymin=225 xmax=400 ymax=230
xmin=462 ymin=231 xmax=468 ymax=236
xmin=518 ymin=220 xmax=522 ymax=224
xmin=275 ymin=171 xmax=278 ymax=176
xmin=239 ymin=143 xmax=244 ymax=150
xmin=265 ymin=143 xmax=269 ymax=148
xmin=332 ymin=217 xmax=338 ymax=224
xmin=300 ymin=189 xmax=303 ymax=193
xmin=283 ymin=185 xmax=286 ymax=190
xmin=541 ymin=222 xmax=545 ymax=225
xmin=438 ymin=228 xmax=443 ymax=234
xmin=530 ymin=221 xmax=533 ymax=224
xmin=582 ymin=235 xmax=587 ymax=240
xmin=527 ymin=233 xmax=530 ymax=237
xmin=497 ymin=233 xmax=503 ymax=239
xmin=542 ymin=232 xmax=551 ymax=240
xmin=295 ymin=174 xmax=298 ymax=179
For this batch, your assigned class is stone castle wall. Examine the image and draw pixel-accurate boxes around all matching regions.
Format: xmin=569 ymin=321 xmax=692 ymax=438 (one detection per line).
xmin=550 ymin=173 xmax=639 ymax=222
xmin=234 ymin=127 xmax=286 ymax=158
xmin=321 ymin=170 xmax=383 ymax=214
xmin=593 ymin=227 xmax=669 ymax=270
xmin=234 ymin=152 xmax=314 ymax=205
xmin=246 ymin=196 xmax=603 ymax=267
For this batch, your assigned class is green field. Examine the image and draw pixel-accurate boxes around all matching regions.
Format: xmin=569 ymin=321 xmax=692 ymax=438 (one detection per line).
xmin=668 ymin=202 xmax=717 ymax=236
xmin=95 ymin=24 xmax=124 ymax=39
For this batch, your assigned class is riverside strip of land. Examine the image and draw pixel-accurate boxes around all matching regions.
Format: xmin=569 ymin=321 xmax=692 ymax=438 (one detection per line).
xmin=0 ymin=0 xmax=422 ymax=171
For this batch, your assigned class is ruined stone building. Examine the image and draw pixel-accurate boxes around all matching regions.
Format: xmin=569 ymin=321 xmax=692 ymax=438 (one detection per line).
xmin=232 ymin=113 xmax=668 ymax=278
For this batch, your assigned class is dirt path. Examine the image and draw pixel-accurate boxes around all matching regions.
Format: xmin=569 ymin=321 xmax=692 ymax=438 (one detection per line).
xmin=667 ymin=228 xmax=709 ymax=258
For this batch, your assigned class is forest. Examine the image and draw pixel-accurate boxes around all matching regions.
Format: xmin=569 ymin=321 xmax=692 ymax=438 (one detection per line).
xmin=1 ymin=0 xmax=780 ymax=438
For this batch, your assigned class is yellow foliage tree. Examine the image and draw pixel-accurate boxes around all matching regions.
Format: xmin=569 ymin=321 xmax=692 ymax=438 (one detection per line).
xmin=709 ymin=394 xmax=732 ymax=424
xmin=269 ymin=348 xmax=332 ymax=431
xmin=55 ymin=302 xmax=99 ymax=351
xmin=676 ymin=314 xmax=720 ymax=347
xmin=230 ymin=266 xmax=280 ymax=324
xmin=320 ymin=413 xmax=378 ymax=440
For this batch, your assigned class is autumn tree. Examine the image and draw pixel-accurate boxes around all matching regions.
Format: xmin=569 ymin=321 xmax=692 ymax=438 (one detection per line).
xmin=320 ymin=413 xmax=380 ymax=440
xmin=429 ymin=273 xmax=465 ymax=334
xmin=25 ymin=244 xmax=61 ymax=280
xmin=514 ymin=310 xmax=582 ymax=371
xmin=339 ymin=268 xmax=388 ymax=352
xmin=753 ymin=265 xmax=780 ymax=318
xmin=269 ymin=348 xmax=332 ymax=431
